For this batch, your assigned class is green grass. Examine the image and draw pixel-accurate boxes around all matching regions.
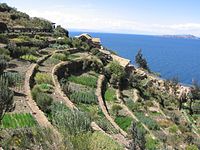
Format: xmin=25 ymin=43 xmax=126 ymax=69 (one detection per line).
xmin=115 ymin=116 xmax=132 ymax=131
xmin=1 ymin=113 xmax=37 ymax=129
xmin=20 ymin=54 xmax=38 ymax=62
xmin=68 ymin=54 xmax=80 ymax=60
xmin=68 ymin=75 xmax=97 ymax=88
xmin=105 ymin=88 xmax=116 ymax=102
xmin=135 ymin=112 xmax=160 ymax=130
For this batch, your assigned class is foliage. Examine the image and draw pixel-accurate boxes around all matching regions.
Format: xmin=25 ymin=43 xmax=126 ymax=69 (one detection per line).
xmin=185 ymin=144 xmax=199 ymax=150
xmin=2 ymin=71 xmax=23 ymax=87
xmin=145 ymin=135 xmax=160 ymax=150
xmin=135 ymin=49 xmax=150 ymax=71
xmin=89 ymin=131 xmax=124 ymax=150
xmin=20 ymin=54 xmax=38 ymax=62
xmin=51 ymin=103 xmax=91 ymax=135
xmin=169 ymin=124 xmax=179 ymax=133
xmin=107 ymin=61 xmax=126 ymax=80
xmin=35 ymin=93 xmax=53 ymax=113
xmin=130 ymin=121 xmax=147 ymax=150
xmin=105 ymin=87 xmax=116 ymax=102
xmin=54 ymin=25 xmax=68 ymax=37
xmin=68 ymin=75 xmax=97 ymax=88
xmin=126 ymin=99 xmax=142 ymax=112
xmin=0 ymin=77 xmax=14 ymax=121
xmin=34 ymin=72 xmax=53 ymax=85
xmin=111 ymin=104 xmax=122 ymax=116
xmin=0 ymin=127 xmax=66 ymax=150
xmin=135 ymin=112 xmax=160 ymax=130
xmin=115 ymin=116 xmax=132 ymax=131
xmin=1 ymin=113 xmax=36 ymax=128
xmin=0 ymin=55 xmax=7 ymax=74
xmin=0 ymin=3 xmax=12 ymax=12
xmin=31 ymin=85 xmax=42 ymax=100
xmin=70 ymin=90 xmax=97 ymax=104
xmin=37 ymin=83 xmax=54 ymax=93
xmin=52 ymin=53 xmax=68 ymax=61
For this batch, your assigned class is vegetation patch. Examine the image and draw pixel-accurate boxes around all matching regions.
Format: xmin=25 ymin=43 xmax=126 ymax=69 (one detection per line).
xmin=105 ymin=87 xmax=116 ymax=102
xmin=115 ymin=116 xmax=132 ymax=131
xmin=34 ymin=73 xmax=53 ymax=85
xmin=68 ymin=74 xmax=97 ymax=88
xmin=20 ymin=54 xmax=38 ymax=62
xmin=135 ymin=112 xmax=160 ymax=130
xmin=70 ymin=90 xmax=97 ymax=104
xmin=1 ymin=113 xmax=37 ymax=129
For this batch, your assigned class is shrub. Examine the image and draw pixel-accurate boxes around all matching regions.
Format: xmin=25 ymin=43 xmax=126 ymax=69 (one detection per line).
xmin=126 ymin=100 xmax=141 ymax=112
xmin=0 ymin=56 xmax=7 ymax=74
xmin=89 ymin=131 xmax=124 ymax=150
xmin=105 ymin=87 xmax=116 ymax=102
xmin=20 ymin=54 xmax=38 ymax=62
xmin=145 ymin=135 xmax=160 ymax=150
xmin=115 ymin=116 xmax=132 ymax=131
xmin=35 ymin=93 xmax=53 ymax=113
xmin=186 ymin=144 xmax=199 ymax=150
xmin=68 ymin=75 xmax=97 ymax=88
xmin=34 ymin=73 xmax=53 ymax=85
xmin=51 ymin=103 xmax=91 ymax=135
xmin=70 ymin=91 xmax=97 ymax=104
xmin=31 ymin=85 xmax=42 ymax=100
xmin=169 ymin=125 xmax=178 ymax=133
xmin=135 ymin=112 xmax=160 ymax=130
xmin=111 ymin=104 xmax=122 ymax=116
xmin=51 ymin=53 xmax=68 ymax=61
xmin=37 ymin=83 xmax=53 ymax=93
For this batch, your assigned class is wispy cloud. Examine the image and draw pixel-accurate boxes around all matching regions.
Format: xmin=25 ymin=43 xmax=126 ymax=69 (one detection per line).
xmin=24 ymin=8 xmax=200 ymax=36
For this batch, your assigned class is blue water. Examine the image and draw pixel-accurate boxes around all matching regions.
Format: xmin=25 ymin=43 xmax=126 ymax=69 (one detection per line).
xmin=70 ymin=31 xmax=200 ymax=84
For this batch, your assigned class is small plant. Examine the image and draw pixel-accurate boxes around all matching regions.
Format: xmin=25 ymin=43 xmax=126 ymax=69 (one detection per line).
xmin=105 ymin=87 xmax=116 ymax=102
xmin=51 ymin=53 xmax=68 ymax=61
xmin=70 ymin=91 xmax=97 ymax=104
xmin=34 ymin=73 xmax=53 ymax=85
xmin=115 ymin=116 xmax=132 ymax=131
xmin=68 ymin=75 xmax=97 ymax=88
xmin=169 ymin=124 xmax=179 ymax=133
xmin=35 ymin=93 xmax=53 ymax=113
xmin=145 ymin=135 xmax=160 ymax=150
xmin=20 ymin=54 xmax=38 ymax=62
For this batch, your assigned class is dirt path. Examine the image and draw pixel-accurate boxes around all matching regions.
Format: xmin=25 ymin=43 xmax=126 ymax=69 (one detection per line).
xmin=96 ymin=75 xmax=128 ymax=137
xmin=116 ymin=89 xmax=157 ymax=140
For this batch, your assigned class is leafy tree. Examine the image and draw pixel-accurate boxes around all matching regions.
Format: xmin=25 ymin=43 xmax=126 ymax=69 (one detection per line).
xmin=135 ymin=49 xmax=150 ymax=71
xmin=0 ymin=77 xmax=14 ymax=122
xmin=130 ymin=121 xmax=146 ymax=150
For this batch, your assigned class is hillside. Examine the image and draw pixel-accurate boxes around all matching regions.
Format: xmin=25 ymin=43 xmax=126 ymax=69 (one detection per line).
xmin=0 ymin=3 xmax=200 ymax=150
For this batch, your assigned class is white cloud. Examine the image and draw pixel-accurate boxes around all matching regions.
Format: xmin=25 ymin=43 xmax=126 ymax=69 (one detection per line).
xmin=23 ymin=8 xmax=200 ymax=36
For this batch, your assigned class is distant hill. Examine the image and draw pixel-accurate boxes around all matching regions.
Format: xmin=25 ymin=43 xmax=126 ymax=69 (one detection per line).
xmin=161 ymin=34 xmax=199 ymax=39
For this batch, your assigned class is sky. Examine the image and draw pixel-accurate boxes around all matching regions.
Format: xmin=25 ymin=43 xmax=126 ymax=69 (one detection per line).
xmin=1 ymin=0 xmax=200 ymax=36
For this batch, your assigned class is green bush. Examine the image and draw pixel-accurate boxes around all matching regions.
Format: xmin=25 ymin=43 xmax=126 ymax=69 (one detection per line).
xmin=51 ymin=103 xmax=91 ymax=135
xmin=1 ymin=113 xmax=36 ymax=129
xmin=51 ymin=53 xmax=68 ymax=61
xmin=20 ymin=54 xmax=38 ymax=62
xmin=186 ymin=144 xmax=199 ymax=150
xmin=145 ymin=135 xmax=160 ymax=150
xmin=70 ymin=91 xmax=97 ymax=104
xmin=135 ymin=112 xmax=160 ymax=130
xmin=31 ymin=85 xmax=42 ymax=100
xmin=126 ymin=99 xmax=141 ymax=112
xmin=169 ymin=125 xmax=178 ymax=133
xmin=0 ymin=56 xmax=7 ymax=74
xmin=68 ymin=75 xmax=97 ymax=88
xmin=34 ymin=73 xmax=53 ymax=85
xmin=105 ymin=87 xmax=116 ymax=102
xmin=35 ymin=93 xmax=53 ymax=113
xmin=115 ymin=116 xmax=132 ymax=131
xmin=37 ymin=83 xmax=54 ymax=93
xmin=89 ymin=131 xmax=124 ymax=150
xmin=111 ymin=104 xmax=122 ymax=116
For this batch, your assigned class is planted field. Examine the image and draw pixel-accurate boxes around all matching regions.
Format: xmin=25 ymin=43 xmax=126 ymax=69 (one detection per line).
xmin=105 ymin=87 xmax=116 ymax=102
xmin=115 ymin=116 xmax=132 ymax=131
xmin=68 ymin=74 xmax=97 ymax=88
xmin=1 ymin=113 xmax=37 ymax=129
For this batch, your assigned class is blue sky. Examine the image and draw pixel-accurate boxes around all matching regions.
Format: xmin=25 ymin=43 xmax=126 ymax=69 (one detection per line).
xmin=2 ymin=0 xmax=200 ymax=35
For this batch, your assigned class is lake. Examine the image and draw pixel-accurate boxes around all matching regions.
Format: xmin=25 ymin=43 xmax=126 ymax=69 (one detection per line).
xmin=70 ymin=31 xmax=200 ymax=84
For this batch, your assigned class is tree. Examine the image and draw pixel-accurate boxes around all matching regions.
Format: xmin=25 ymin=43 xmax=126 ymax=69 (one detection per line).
xmin=130 ymin=121 xmax=146 ymax=150
xmin=135 ymin=49 xmax=150 ymax=71
xmin=0 ymin=77 xmax=14 ymax=122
